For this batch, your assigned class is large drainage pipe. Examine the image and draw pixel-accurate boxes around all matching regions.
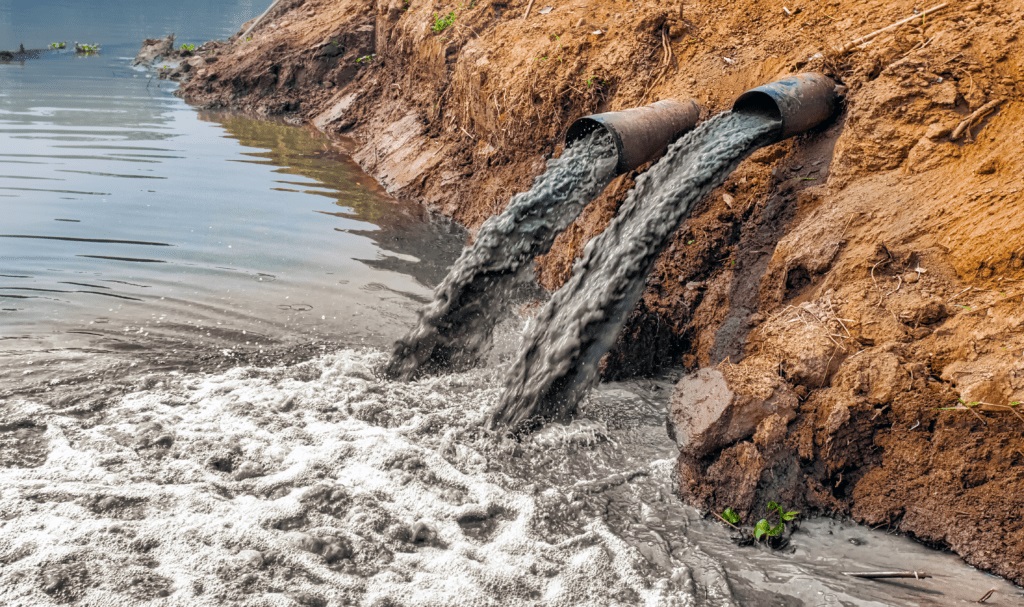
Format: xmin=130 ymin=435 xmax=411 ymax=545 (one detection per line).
xmin=565 ymin=99 xmax=701 ymax=175
xmin=732 ymin=72 xmax=839 ymax=140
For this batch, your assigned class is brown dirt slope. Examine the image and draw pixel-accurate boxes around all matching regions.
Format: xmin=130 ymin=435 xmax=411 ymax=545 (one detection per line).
xmin=176 ymin=0 xmax=1024 ymax=584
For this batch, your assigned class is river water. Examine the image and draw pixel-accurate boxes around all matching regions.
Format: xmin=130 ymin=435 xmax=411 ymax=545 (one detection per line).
xmin=0 ymin=0 xmax=464 ymax=375
xmin=1 ymin=2 xmax=1021 ymax=606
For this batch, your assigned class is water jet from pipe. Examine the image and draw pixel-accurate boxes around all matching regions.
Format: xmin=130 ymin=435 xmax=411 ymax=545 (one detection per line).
xmin=491 ymin=73 xmax=839 ymax=431
xmin=385 ymin=100 xmax=702 ymax=381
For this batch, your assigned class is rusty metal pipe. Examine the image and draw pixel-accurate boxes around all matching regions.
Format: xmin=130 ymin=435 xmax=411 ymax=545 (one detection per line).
xmin=564 ymin=99 xmax=701 ymax=175
xmin=732 ymin=73 xmax=839 ymax=140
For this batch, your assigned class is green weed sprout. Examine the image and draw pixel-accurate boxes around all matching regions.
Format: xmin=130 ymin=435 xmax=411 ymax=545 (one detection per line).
xmin=721 ymin=508 xmax=741 ymax=525
xmin=754 ymin=501 xmax=799 ymax=541
xmin=431 ymin=11 xmax=457 ymax=34
xmin=180 ymin=43 xmax=197 ymax=53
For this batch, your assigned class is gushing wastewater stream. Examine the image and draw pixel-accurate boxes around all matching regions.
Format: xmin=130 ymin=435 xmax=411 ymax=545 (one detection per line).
xmin=385 ymin=131 xmax=618 ymax=380
xmin=492 ymin=112 xmax=781 ymax=429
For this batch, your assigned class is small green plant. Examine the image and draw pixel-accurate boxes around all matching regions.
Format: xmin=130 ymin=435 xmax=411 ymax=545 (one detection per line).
xmin=584 ymin=75 xmax=605 ymax=90
xmin=356 ymin=54 xmax=376 ymax=64
xmin=938 ymin=398 xmax=1024 ymax=425
xmin=431 ymin=11 xmax=457 ymax=34
xmin=754 ymin=501 xmax=799 ymax=542
xmin=180 ymin=43 xmax=197 ymax=53
xmin=721 ymin=508 xmax=741 ymax=525
xmin=49 ymin=42 xmax=67 ymax=50
xmin=74 ymin=43 xmax=101 ymax=55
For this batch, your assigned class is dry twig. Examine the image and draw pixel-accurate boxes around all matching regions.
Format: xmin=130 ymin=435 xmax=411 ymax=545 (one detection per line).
xmin=523 ymin=0 xmax=536 ymax=20
xmin=837 ymin=3 xmax=949 ymax=55
xmin=951 ymin=99 xmax=1006 ymax=141
xmin=240 ymin=0 xmax=283 ymax=41
xmin=712 ymin=511 xmax=740 ymax=530
xmin=843 ymin=570 xmax=932 ymax=580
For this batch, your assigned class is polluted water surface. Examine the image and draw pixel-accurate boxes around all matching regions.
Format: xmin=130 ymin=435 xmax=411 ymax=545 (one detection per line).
xmin=2 ymin=346 xmax=1022 ymax=606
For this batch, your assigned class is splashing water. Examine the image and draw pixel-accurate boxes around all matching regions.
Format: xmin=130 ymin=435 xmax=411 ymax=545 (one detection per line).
xmin=384 ymin=131 xmax=618 ymax=381
xmin=0 ymin=350 xmax=713 ymax=606
xmin=3 ymin=348 xmax=1018 ymax=606
xmin=491 ymin=112 xmax=782 ymax=429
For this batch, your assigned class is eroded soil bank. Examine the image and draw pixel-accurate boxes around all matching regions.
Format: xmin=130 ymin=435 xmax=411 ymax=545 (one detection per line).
xmin=171 ymin=0 xmax=1024 ymax=584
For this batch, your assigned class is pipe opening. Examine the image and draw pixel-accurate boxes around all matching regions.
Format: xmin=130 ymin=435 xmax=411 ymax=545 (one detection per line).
xmin=732 ymin=91 xmax=783 ymax=122
xmin=731 ymin=73 xmax=838 ymax=139
xmin=565 ymin=118 xmax=610 ymax=148
xmin=565 ymin=118 xmax=626 ymax=173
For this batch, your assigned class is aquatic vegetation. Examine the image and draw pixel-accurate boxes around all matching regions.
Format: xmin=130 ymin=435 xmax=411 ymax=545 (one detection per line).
xmin=74 ymin=43 xmax=101 ymax=55
xmin=49 ymin=42 xmax=67 ymax=50
xmin=754 ymin=501 xmax=799 ymax=542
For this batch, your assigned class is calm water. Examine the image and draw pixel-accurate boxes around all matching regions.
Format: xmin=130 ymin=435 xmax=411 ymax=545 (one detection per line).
xmin=0 ymin=0 xmax=463 ymax=363
xmin=0 ymin=3 xmax=1021 ymax=606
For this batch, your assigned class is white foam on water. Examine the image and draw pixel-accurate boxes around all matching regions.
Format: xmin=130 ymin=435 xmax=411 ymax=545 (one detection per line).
xmin=0 ymin=349 xmax=694 ymax=607
xmin=4 ymin=348 xmax=1021 ymax=606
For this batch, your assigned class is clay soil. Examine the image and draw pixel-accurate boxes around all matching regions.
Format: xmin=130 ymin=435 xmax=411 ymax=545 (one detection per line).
xmin=174 ymin=0 xmax=1024 ymax=585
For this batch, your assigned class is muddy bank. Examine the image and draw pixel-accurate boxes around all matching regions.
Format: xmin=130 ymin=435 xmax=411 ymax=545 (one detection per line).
xmin=171 ymin=0 xmax=1024 ymax=584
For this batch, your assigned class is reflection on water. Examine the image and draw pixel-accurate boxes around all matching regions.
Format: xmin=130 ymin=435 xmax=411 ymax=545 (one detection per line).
xmin=0 ymin=0 xmax=464 ymax=393
xmin=213 ymin=114 xmax=464 ymax=291
xmin=0 ymin=71 xmax=463 ymax=363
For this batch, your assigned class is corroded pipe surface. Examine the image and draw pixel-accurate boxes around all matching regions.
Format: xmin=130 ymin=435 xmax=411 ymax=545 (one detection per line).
xmin=565 ymin=99 xmax=701 ymax=175
xmin=732 ymin=73 xmax=838 ymax=140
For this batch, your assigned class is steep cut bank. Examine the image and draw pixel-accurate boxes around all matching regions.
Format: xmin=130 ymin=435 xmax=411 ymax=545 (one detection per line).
xmin=174 ymin=0 xmax=1024 ymax=584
